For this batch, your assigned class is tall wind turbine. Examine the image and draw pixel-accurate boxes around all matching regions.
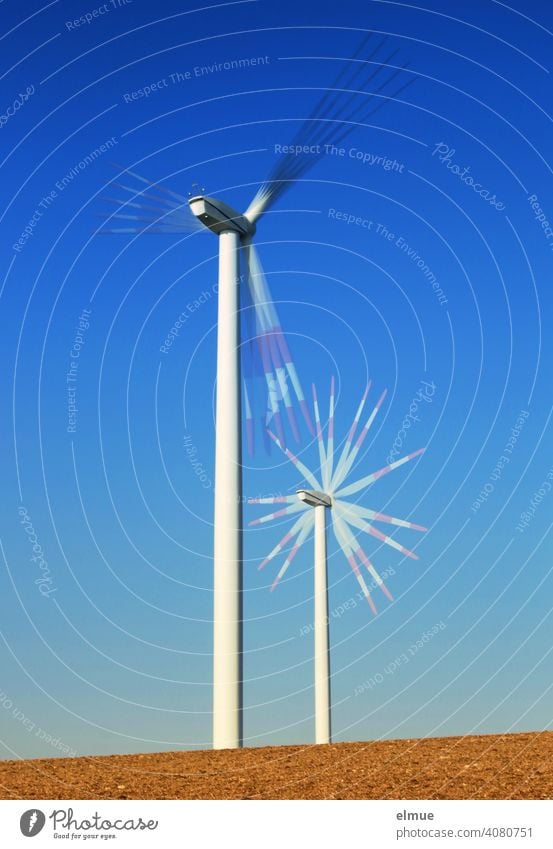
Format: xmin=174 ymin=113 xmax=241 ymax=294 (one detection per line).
xmin=100 ymin=35 xmax=413 ymax=749
xmin=249 ymin=379 xmax=426 ymax=743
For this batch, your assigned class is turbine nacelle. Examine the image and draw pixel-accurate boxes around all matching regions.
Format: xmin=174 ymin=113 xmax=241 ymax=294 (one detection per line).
xmin=296 ymin=489 xmax=332 ymax=508
xmin=188 ymin=195 xmax=254 ymax=238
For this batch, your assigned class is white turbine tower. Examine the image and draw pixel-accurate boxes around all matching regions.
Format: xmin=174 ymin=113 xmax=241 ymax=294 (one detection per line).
xmin=101 ymin=35 xmax=414 ymax=749
xmin=296 ymin=488 xmax=332 ymax=743
xmin=249 ymin=379 xmax=427 ymax=743
xmin=187 ymin=197 xmax=249 ymax=749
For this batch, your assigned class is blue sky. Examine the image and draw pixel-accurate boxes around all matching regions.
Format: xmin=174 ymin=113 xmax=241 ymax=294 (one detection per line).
xmin=1 ymin=0 xmax=553 ymax=759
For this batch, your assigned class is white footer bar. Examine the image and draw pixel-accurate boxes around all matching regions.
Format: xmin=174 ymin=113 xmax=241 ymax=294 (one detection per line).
xmin=1 ymin=799 xmax=551 ymax=847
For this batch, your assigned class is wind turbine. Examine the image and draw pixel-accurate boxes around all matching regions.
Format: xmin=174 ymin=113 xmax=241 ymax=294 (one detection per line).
xmin=100 ymin=35 xmax=413 ymax=749
xmin=249 ymin=378 xmax=426 ymax=743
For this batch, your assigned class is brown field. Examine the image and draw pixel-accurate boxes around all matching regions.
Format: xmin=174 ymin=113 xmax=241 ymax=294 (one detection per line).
xmin=1 ymin=732 xmax=552 ymax=800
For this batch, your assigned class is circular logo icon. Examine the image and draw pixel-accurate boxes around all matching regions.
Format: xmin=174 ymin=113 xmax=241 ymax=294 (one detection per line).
xmin=20 ymin=809 xmax=46 ymax=837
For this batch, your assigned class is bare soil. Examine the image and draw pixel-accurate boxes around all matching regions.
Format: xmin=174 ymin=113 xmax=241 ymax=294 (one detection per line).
xmin=1 ymin=732 xmax=552 ymax=800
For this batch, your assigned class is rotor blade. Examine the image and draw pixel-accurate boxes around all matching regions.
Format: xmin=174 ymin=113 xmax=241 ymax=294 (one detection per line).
xmin=250 ymin=256 xmax=299 ymax=440
xmin=294 ymin=60 xmax=409 ymax=174
xmin=267 ymin=331 xmax=301 ymax=442
xmin=271 ymin=513 xmax=314 ymax=591
xmin=102 ymin=195 xmax=177 ymax=214
xmin=98 ymin=225 xmax=192 ymax=235
xmin=249 ymin=60 xmax=413 ymax=217
xmin=244 ymin=186 xmax=273 ymax=225
xmin=111 ymin=179 xmax=185 ymax=211
xmin=243 ymin=380 xmax=254 ymax=457
xmin=245 ymin=243 xmax=303 ymax=441
xmin=248 ymin=495 xmax=298 ymax=505
xmin=267 ymin=49 xmax=401 ymax=191
xmin=311 ymin=383 xmax=327 ymax=486
xmin=111 ymin=162 xmax=190 ymax=204
xmin=335 ymin=515 xmax=393 ymax=602
xmin=243 ymin=241 xmax=287 ymax=446
xmin=249 ymin=500 xmax=307 ymax=527
xmin=244 ymin=240 xmax=273 ymax=328
xmin=285 ymin=32 xmax=379 ymax=149
xmin=332 ymin=389 xmax=387 ymax=490
xmin=279 ymin=37 xmax=392 ymax=155
xmin=101 ymin=204 xmax=200 ymax=234
xmin=259 ymin=334 xmax=287 ymax=448
xmin=102 ymin=164 xmax=202 ymax=234
xmin=275 ymin=58 xmax=412 ymax=194
xmin=274 ymin=331 xmax=314 ymax=435
xmin=241 ymin=285 xmax=260 ymax=457
xmin=331 ymin=69 xmax=415 ymax=150
xmin=342 ymin=509 xmax=419 ymax=561
xmin=245 ymin=35 xmax=398 ymax=220
xmin=257 ymin=511 xmax=312 ymax=571
xmin=332 ymin=383 xmax=371 ymax=488
xmin=333 ymin=515 xmax=377 ymax=613
xmin=336 ymin=500 xmax=427 ymax=531
xmin=266 ymin=430 xmax=321 ymax=491
xmin=97 ymin=211 xmax=182 ymax=225
xmin=325 ymin=375 xmax=336 ymax=485
xmin=335 ymin=448 xmax=425 ymax=499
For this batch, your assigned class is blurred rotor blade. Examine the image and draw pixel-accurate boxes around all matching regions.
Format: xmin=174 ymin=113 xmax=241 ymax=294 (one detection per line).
xmin=248 ymin=495 xmax=298 ymax=505
xmin=333 ymin=383 xmax=371 ymax=487
xmin=271 ymin=60 xmax=413 ymax=196
xmin=242 ymin=270 xmax=271 ymax=456
xmin=331 ymin=388 xmax=387 ymax=490
xmin=266 ymin=431 xmax=321 ymax=491
xmin=258 ymin=333 xmax=286 ymax=448
xmin=335 ymin=448 xmax=425 ymax=499
xmin=267 ymin=330 xmax=300 ymax=443
xmin=338 ymin=500 xmax=427 ymax=531
xmin=243 ymin=380 xmax=255 ymax=457
xmin=241 ymin=245 xmax=285 ymax=449
xmin=256 ymin=510 xmax=311 ymax=571
xmin=111 ymin=162 xmax=192 ymax=205
xmin=245 ymin=36 xmax=414 ymax=222
xmin=250 ymin=243 xmax=313 ymax=434
xmin=242 ymin=241 xmax=312 ymax=443
xmin=100 ymin=164 xmax=202 ymax=234
xmin=332 ymin=516 xmax=377 ymax=613
xmin=249 ymin=500 xmax=307 ymax=527
xmin=334 ymin=514 xmax=393 ymax=602
xmin=341 ymin=508 xmax=419 ymax=561
xmin=271 ymin=513 xmax=314 ymax=591
xmin=325 ymin=376 xmax=336 ymax=485
xmin=274 ymin=331 xmax=315 ymax=435
xmin=312 ymin=384 xmax=327 ymax=486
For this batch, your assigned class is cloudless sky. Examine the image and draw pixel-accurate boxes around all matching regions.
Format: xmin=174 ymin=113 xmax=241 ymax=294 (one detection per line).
xmin=1 ymin=0 xmax=553 ymax=759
